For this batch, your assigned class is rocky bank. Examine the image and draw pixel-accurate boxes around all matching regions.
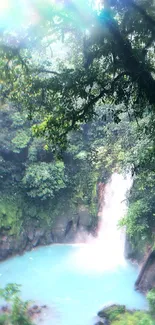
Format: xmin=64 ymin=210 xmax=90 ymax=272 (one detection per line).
xmin=135 ymin=249 xmax=155 ymax=292
xmin=0 ymin=205 xmax=96 ymax=261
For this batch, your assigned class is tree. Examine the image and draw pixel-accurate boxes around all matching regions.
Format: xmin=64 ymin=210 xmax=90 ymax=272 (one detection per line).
xmin=0 ymin=0 xmax=155 ymax=146
xmin=22 ymin=161 xmax=67 ymax=200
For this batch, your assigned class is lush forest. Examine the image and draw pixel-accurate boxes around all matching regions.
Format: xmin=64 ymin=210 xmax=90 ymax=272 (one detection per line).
xmin=0 ymin=103 xmax=127 ymax=237
xmin=0 ymin=0 xmax=155 ymax=324
xmin=1 ymin=100 xmax=155 ymax=255
xmin=0 ymin=0 xmax=154 ymax=265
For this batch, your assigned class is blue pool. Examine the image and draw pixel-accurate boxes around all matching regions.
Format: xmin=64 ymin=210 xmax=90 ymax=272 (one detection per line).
xmin=0 ymin=244 xmax=147 ymax=325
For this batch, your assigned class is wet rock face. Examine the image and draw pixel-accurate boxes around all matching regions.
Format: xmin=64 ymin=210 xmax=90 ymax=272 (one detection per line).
xmin=0 ymin=207 xmax=92 ymax=260
xmin=135 ymin=250 xmax=155 ymax=292
xmin=0 ymin=228 xmax=54 ymax=261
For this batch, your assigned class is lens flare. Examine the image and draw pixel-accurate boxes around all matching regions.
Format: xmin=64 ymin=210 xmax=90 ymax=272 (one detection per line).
xmin=0 ymin=0 xmax=10 ymax=12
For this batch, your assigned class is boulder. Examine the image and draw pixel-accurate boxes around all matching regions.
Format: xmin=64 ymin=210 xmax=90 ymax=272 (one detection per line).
xmin=97 ymin=304 xmax=126 ymax=324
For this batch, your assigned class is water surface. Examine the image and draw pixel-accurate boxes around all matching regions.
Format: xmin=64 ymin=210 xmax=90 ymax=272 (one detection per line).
xmin=0 ymin=244 xmax=147 ymax=325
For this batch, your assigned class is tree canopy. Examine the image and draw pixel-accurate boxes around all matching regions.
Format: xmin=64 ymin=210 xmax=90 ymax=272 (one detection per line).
xmin=0 ymin=0 xmax=155 ymax=146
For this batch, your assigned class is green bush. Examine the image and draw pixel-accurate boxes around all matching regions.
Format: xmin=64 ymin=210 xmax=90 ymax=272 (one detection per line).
xmin=0 ymin=284 xmax=33 ymax=325
xmin=11 ymin=296 xmax=32 ymax=325
xmin=0 ymin=314 xmax=8 ymax=325
xmin=99 ymin=305 xmax=125 ymax=322
xmin=147 ymin=289 xmax=155 ymax=314
xmin=23 ymin=161 xmax=67 ymax=200
xmin=11 ymin=130 xmax=31 ymax=153
xmin=0 ymin=198 xmax=23 ymax=235
xmin=0 ymin=283 xmax=21 ymax=301
xmin=112 ymin=311 xmax=155 ymax=325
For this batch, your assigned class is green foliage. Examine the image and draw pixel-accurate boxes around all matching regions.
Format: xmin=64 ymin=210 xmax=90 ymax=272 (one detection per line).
xmin=0 ymin=197 xmax=23 ymax=235
xmin=0 ymin=104 xmax=118 ymax=234
xmin=120 ymin=166 xmax=155 ymax=248
xmin=0 ymin=0 xmax=155 ymax=147
xmin=0 ymin=284 xmax=33 ymax=325
xmin=100 ymin=305 xmax=126 ymax=322
xmin=120 ymin=200 xmax=150 ymax=241
xmin=99 ymin=305 xmax=155 ymax=325
xmin=75 ymin=151 xmax=87 ymax=160
xmin=1 ymin=99 xmax=155 ymax=248
xmin=147 ymin=289 xmax=155 ymax=314
xmin=28 ymin=138 xmax=46 ymax=162
xmin=0 ymin=0 xmax=155 ymax=248
xmin=0 ymin=283 xmax=21 ymax=302
xmin=22 ymin=161 xmax=67 ymax=200
xmin=11 ymin=112 xmax=27 ymax=128
xmin=111 ymin=311 xmax=155 ymax=325
xmin=0 ymin=314 xmax=8 ymax=325
xmin=11 ymin=296 xmax=32 ymax=325
xmin=1 ymin=103 xmax=155 ymax=245
xmin=11 ymin=130 xmax=31 ymax=153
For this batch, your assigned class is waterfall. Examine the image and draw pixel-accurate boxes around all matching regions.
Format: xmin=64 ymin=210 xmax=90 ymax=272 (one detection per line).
xmin=96 ymin=172 xmax=133 ymax=269
xmin=71 ymin=172 xmax=133 ymax=272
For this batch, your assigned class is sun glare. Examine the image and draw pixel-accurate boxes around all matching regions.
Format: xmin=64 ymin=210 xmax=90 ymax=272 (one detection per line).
xmin=0 ymin=0 xmax=10 ymax=13
xmin=0 ymin=0 xmax=103 ymax=31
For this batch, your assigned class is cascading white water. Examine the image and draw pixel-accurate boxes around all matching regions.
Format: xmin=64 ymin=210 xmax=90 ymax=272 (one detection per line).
xmin=97 ymin=172 xmax=133 ymax=268
xmin=71 ymin=172 xmax=133 ymax=272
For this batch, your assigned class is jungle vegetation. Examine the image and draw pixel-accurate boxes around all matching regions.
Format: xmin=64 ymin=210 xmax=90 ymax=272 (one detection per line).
xmin=0 ymin=0 xmax=155 ymax=251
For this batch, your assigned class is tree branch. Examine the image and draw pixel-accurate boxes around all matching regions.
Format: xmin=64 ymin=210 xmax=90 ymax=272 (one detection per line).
xmin=103 ymin=12 xmax=155 ymax=104
xmin=111 ymin=71 xmax=132 ymax=91
xmin=129 ymin=0 xmax=155 ymax=31
xmin=0 ymin=44 xmax=29 ymax=72
xmin=37 ymin=69 xmax=60 ymax=76
xmin=78 ymin=88 xmax=108 ymax=120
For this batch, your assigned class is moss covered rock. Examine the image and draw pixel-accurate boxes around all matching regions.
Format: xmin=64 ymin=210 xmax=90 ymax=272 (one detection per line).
xmin=98 ymin=305 xmax=126 ymax=322
xmin=111 ymin=311 xmax=155 ymax=325
xmin=97 ymin=304 xmax=155 ymax=325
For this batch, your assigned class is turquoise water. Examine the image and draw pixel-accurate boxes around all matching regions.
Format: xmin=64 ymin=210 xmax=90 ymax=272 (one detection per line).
xmin=0 ymin=244 xmax=147 ymax=325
